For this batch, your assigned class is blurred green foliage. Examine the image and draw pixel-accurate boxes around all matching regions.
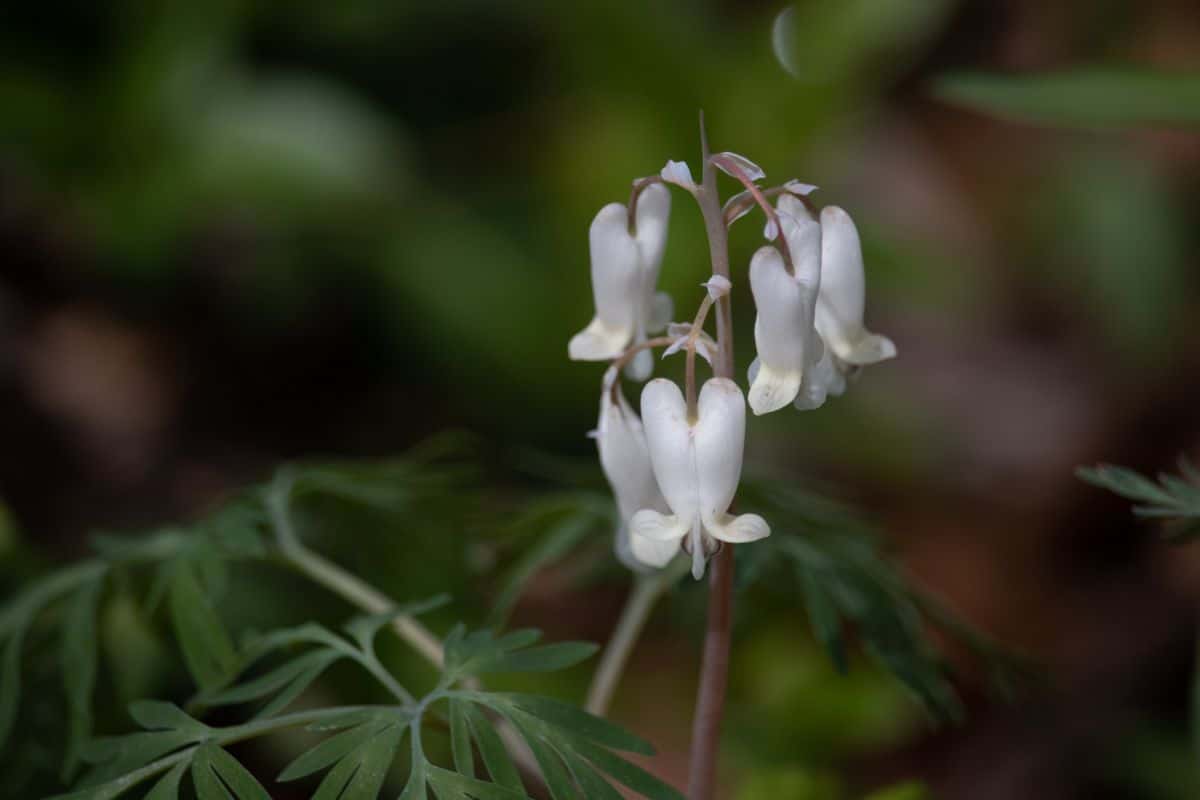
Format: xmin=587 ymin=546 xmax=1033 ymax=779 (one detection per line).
xmin=933 ymin=69 xmax=1200 ymax=128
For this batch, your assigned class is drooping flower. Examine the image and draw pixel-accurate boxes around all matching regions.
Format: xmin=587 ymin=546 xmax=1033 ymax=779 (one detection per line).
xmin=592 ymin=369 xmax=679 ymax=569
xmin=568 ymin=185 xmax=672 ymax=380
xmin=814 ymin=205 xmax=896 ymax=366
xmin=631 ymin=378 xmax=769 ymax=579
xmin=745 ymin=193 xmax=829 ymax=415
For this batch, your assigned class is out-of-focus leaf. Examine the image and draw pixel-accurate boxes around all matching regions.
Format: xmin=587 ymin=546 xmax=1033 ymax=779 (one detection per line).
xmin=61 ymin=576 xmax=105 ymax=778
xmin=199 ymin=744 xmax=272 ymax=800
xmin=1079 ymin=461 xmax=1200 ymax=541
xmin=145 ymin=760 xmax=189 ymax=800
xmin=202 ymin=650 xmax=342 ymax=719
xmin=168 ymin=561 xmax=238 ymax=691
xmin=343 ymin=594 xmax=451 ymax=653
xmin=933 ymin=68 xmax=1200 ymax=127
xmin=489 ymin=508 xmax=599 ymax=628
xmin=129 ymin=701 xmax=208 ymax=735
xmin=488 ymin=694 xmax=653 ymax=755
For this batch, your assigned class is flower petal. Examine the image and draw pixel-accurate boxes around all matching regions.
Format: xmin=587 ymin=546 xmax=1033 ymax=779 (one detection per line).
xmin=747 ymin=246 xmax=819 ymax=414
xmin=596 ymin=373 xmax=666 ymax=525
xmin=706 ymin=512 xmax=770 ymax=543
xmin=630 ymin=530 xmax=682 ymax=567
xmin=693 ymin=378 xmax=746 ymax=530
xmin=568 ymin=203 xmax=640 ymax=360
xmin=630 ymin=509 xmax=691 ymax=542
xmin=640 ymin=378 xmax=697 ymax=517
xmin=815 ymin=206 xmax=897 ymax=365
xmin=660 ymin=160 xmax=696 ymax=190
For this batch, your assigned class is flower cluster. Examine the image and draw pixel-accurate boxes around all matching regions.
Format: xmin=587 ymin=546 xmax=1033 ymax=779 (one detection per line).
xmin=570 ymin=150 xmax=895 ymax=578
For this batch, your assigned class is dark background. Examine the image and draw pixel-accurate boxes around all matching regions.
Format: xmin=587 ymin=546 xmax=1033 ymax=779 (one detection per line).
xmin=2 ymin=1 xmax=1199 ymax=798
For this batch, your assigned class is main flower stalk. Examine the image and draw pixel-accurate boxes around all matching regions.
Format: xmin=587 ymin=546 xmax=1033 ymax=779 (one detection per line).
xmin=686 ymin=114 xmax=737 ymax=800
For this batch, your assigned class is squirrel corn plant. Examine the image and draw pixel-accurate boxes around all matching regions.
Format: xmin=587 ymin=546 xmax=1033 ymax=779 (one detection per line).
xmin=1 ymin=118 xmax=1029 ymax=800
xmin=569 ymin=115 xmax=895 ymax=799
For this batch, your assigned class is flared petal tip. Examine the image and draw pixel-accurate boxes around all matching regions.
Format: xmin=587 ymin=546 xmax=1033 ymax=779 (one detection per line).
xmin=836 ymin=331 xmax=897 ymax=366
xmin=708 ymin=512 xmax=771 ymax=543
xmin=748 ymin=364 xmax=802 ymax=416
xmin=568 ymin=320 xmax=630 ymax=361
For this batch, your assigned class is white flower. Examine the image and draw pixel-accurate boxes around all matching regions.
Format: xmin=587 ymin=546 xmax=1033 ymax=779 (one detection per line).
xmin=745 ymin=194 xmax=827 ymax=415
xmin=814 ymin=206 xmax=896 ymax=366
xmin=593 ymin=369 xmax=679 ymax=569
xmin=631 ymin=378 xmax=769 ymax=579
xmin=568 ymin=185 xmax=673 ymax=379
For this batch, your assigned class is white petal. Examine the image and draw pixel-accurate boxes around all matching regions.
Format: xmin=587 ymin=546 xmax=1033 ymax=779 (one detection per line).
xmin=748 ymin=357 xmax=801 ymax=416
xmin=815 ymin=206 xmax=897 ymax=365
xmin=706 ymin=512 xmax=770 ymax=543
xmin=569 ymin=203 xmax=640 ymax=360
xmin=633 ymin=183 xmax=671 ymax=276
xmin=630 ymin=509 xmax=691 ymax=542
xmin=624 ymin=345 xmax=654 ymax=381
xmin=693 ymin=378 xmax=746 ymax=534
xmin=784 ymin=179 xmax=818 ymax=196
xmin=777 ymin=194 xmax=821 ymax=292
xmin=639 ymin=378 xmax=698 ymax=517
xmin=629 ymin=530 xmax=681 ymax=568
xmin=596 ymin=374 xmax=667 ymax=525
xmin=660 ymin=160 xmax=696 ymax=190
xmin=747 ymin=246 xmax=819 ymax=414
xmin=713 ymin=152 xmax=765 ymax=182
xmin=569 ymin=317 xmax=633 ymax=361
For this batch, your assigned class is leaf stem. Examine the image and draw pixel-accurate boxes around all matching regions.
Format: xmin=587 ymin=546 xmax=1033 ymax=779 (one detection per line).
xmin=266 ymin=471 xmax=445 ymax=669
xmin=585 ymin=560 xmax=688 ymax=716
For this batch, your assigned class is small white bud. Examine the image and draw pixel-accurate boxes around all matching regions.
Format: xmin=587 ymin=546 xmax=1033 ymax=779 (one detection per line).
xmin=660 ymin=160 xmax=697 ymax=191
xmin=702 ymin=274 xmax=731 ymax=300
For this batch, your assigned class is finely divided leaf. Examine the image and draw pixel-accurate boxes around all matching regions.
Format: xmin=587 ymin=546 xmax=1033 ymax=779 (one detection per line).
xmin=129 ymin=701 xmax=208 ymax=734
xmin=201 ymin=650 xmax=342 ymax=718
xmin=449 ymin=699 xmax=474 ymax=778
xmin=425 ymin=765 xmax=530 ymax=799
xmin=491 ymin=694 xmax=653 ymax=755
xmin=463 ymin=703 xmax=523 ymax=792
xmin=278 ymin=720 xmax=386 ymax=782
xmin=145 ymin=760 xmax=189 ymax=800
xmin=314 ymin=722 xmax=404 ymax=800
